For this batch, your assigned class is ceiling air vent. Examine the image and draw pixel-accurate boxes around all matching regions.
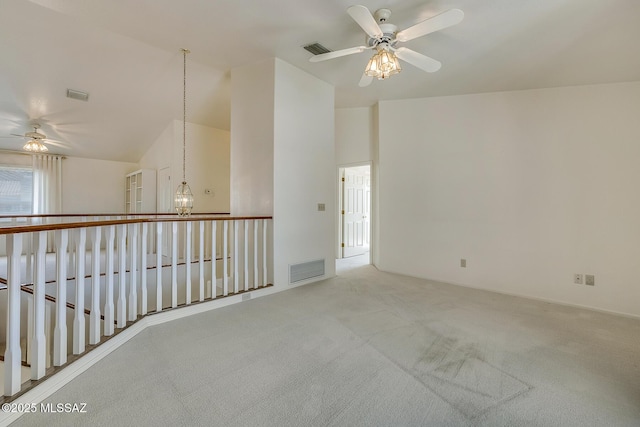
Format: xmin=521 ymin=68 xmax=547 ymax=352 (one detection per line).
xmin=66 ymin=89 xmax=89 ymax=102
xmin=303 ymin=43 xmax=332 ymax=55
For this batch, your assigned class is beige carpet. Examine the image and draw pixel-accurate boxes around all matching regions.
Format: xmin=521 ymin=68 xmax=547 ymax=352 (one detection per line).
xmin=10 ymin=261 xmax=640 ymax=426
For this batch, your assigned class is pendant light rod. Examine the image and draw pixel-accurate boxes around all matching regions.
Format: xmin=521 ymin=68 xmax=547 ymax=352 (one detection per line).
xmin=175 ymin=47 xmax=194 ymax=216
xmin=181 ymin=48 xmax=190 ymax=184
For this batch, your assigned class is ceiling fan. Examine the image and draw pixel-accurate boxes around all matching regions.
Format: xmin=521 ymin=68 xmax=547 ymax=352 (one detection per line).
xmin=1 ymin=124 xmax=65 ymax=152
xmin=309 ymin=5 xmax=464 ymax=86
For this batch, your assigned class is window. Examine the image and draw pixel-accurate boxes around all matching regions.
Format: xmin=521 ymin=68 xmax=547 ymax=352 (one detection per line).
xmin=0 ymin=166 xmax=33 ymax=215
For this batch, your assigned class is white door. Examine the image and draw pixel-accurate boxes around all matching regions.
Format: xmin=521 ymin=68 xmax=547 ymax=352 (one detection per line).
xmin=342 ymin=166 xmax=370 ymax=258
xmin=157 ymin=167 xmax=172 ymax=213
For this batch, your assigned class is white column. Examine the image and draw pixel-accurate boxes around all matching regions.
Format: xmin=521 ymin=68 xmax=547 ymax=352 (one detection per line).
xmin=31 ymin=231 xmax=47 ymax=380
xmin=199 ymin=221 xmax=205 ymax=301
xmin=233 ymin=220 xmax=239 ymax=294
xmin=140 ymin=222 xmax=148 ymax=316
xmin=210 ymin=221 xmax=217 ymax=299
xmin=254 ymin=220 xmax=259 ymax=289
xmin=89 ymin=226 xmax=101 ymax=345
xmin=171 ymin=221 xmax=178 ymax=308
xmin=53 ymin=229 xmax=68 ymax=367
xmin=128 ymin=223 xmax=138 ymax=321
xmin=104 ymin=225 xmax=115 ymax=336
xmin=156 ymin=222 xmax=163 ymax=312
xmin=116 ymin=224 xmax=127 ymax=328
xmin=4 ymin=233 xmax=23 ymax=395
xmin=223 ymin=220 xmax=229 ymax=296
xmin=73 ymin=228 xmax=86 ymax=355
xmin=263 ymin=219 xmax=268 ymax=286
xmin=185 ymin=221 xmax=192 ymax=305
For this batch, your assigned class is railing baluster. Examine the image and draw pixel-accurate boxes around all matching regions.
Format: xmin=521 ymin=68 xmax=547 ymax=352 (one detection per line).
xmin=141 ymin=222 xmax=148 ymax=316
xmin=156 ymin=222 xmax=163 ymax=312
xmin=116 ymin=224 xmax=127 ymax=329
xmin=31 ymin=231 xmax=47 ymax=380
xmin=234 ymin=220 xmax=239 ymax=294
xmin=211 ymin=220 xmax=217 ymax=299
xmin=25 ymin=218 xmax=33 ymax=284
xmin=128 ymin=223 xmax=138 ymax=321
xmin=171 ymin=221 xmax=178 ymax=308
xmin=104 ymin=225 xmax=115 ymax=336
xmin=244 ymin=220 xmax=249 ymax=292
xmin=53 ymin=229 xmax=68 ymax=366
xmin=199 ymin=221 xmax=205 ymax=301
xmin=73 ymin=228 xmax=86 ymax=354
xmin=254 ymin=220 xmax=259 ymax=289
xmin=223 ymin=220 xmax=228 ymax=296
xmin=4 ymin=233 xmax=23 ymax=395
xmin=0 ymin=215 xmax=271 ymax=397
xmin=185 ymin=221 xmax=192 ymax=305
xmin=90 ymin=226 xmax=102 ymax=344
xmin=263 ymin=219 xmax=268 ymax=286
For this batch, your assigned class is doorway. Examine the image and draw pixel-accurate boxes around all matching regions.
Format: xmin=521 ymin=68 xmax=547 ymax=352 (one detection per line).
xmin=338 ymin=164 xmax=371 ymax=265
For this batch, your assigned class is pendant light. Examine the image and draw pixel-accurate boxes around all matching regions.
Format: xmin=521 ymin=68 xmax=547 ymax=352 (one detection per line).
xmin=23 ymin=139 xmax=48 ymax=152
xmin=175 ymin=48 xmax=194 ymax=216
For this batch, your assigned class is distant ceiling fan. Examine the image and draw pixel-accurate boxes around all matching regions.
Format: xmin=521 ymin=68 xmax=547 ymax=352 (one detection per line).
xmin=1 ymin=124 xmax=65 ymax=152
xmin=309 ymin=5 xmax=464 ymax=86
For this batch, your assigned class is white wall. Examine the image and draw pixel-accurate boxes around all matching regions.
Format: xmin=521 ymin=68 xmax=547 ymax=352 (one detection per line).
xmin=377 ymin=81 xmax=640 ymax=317
xmin=139 ymin=122 xmax=173 ymax=173
xmin=335 ymin=107 xmax=374 ymax=165
xmin=177 ymin=122 xmax=230 ymax=213
xmin=273 ymin=59 xmax=336 ymax=286
xmin=62 ymin=156 xmax=137 ymax=213
xmin=141 ymin=120 xmax=230 ymax=213
xmin=230 ymin=58 xmax=275 ymax=216
xmin=231 ymin=58 xmax=335 ymax=289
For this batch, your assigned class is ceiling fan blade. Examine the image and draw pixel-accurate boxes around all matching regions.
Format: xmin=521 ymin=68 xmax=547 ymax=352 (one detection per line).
xmin=347 ymin=5 xmax=383 ymax=39
xmin=43 ymin=140 xmax=66 ymax=148
xmin=359 ymin=73 xmax=373 ymax=87
xmin=9 ymin=133 xmax=26 ymax=138
xmin=394 ymin=47 xmax=442 ymax=72
xmin=309 ymin=46 xmax=367 ymax=62
xmin=396 ymin=9 xmax=464 ymax=42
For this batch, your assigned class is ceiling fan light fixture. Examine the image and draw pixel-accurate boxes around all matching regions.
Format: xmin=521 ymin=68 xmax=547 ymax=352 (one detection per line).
xmin=364 ymin=46 xmax=401 ymax=80
xmin=23 ymin=138 xmax=48 ymax=152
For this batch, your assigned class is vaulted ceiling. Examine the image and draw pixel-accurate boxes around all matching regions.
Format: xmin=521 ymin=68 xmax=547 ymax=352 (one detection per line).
xmin=1 ymin=0 xmax=639 ymax=162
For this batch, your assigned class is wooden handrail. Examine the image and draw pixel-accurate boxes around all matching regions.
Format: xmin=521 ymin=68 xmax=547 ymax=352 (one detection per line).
xmin=0 ymin=212 xmax=230 ymax=219
xmin=0 ymin=215 xmax=273 ymax=235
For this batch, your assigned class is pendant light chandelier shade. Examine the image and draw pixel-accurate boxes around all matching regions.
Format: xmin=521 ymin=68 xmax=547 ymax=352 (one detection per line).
xmin=175 ymin=48 xmax=194 ymax=216
xmin=364 ymin=45 xmax=401 ymax=80
xmin=23 ymin=139 xmax=48 ymax=152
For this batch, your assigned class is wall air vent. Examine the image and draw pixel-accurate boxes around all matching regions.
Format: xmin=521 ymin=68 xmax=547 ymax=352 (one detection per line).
xmin=290 ymin=259 xmax=325 ymax=284
xmin=303 ymin=43 xmax=332 ymax=55
xmin=66 ymin=89 xmax=89 ymax=101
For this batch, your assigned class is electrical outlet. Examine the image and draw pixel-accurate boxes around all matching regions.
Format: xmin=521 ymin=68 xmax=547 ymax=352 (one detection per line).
xmin=585 ymin=275 xmax=595 ymax=286
xmin=460 ymin=259 xmax=466 ymax=268
xmin=317 ymin=203 xmax=325 ymax=211
xmin=574 ymin=274 xmax=583 ymax=284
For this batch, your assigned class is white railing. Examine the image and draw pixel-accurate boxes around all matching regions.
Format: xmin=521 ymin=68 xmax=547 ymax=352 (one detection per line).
xmin=0 ymin=214 xmax=272 ymax=397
